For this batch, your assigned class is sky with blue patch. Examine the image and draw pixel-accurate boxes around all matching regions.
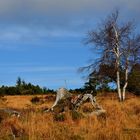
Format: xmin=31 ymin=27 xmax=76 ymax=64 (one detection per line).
xmin=0 ymin=0 xmax=140 ymax=89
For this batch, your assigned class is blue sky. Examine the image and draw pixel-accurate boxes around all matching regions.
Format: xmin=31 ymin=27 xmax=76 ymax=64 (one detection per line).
xmin=0 ymin=0 xmax=140 ymax=89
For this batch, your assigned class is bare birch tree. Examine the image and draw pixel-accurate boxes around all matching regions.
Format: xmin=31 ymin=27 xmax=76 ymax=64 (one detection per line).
xmin=84 ymin=10 xmax=140 ymax=101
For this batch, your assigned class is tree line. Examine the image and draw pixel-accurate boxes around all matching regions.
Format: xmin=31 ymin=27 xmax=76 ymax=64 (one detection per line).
xmin=0 ymin=77 xmax=55 ymax=96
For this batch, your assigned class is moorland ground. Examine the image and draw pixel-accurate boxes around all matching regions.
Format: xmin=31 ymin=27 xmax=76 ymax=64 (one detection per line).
xmin=0 ymin=93 xmax=140 ymax=140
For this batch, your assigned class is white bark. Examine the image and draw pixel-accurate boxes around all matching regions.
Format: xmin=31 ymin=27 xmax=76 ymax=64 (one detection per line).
xmin=113 ymin=25 xmax=122 ymax=101
xmin=122 ymin=67 xmax=128 ymax=101
xmin=117 ymin=70 xmax=122 ymax=101
xmin=115 ymin=48 xmax=122 ymax=101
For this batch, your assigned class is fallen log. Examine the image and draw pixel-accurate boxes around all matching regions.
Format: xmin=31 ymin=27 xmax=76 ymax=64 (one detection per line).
xmin=0 ymin=108 xmax=20 ymax=117
xmin=89 ymin=109 xmax=106 ymax=116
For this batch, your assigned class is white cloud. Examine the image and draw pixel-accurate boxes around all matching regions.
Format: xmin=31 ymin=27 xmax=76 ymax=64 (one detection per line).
xmin=16 ymin=66 xmax=76 ymax=73
xmin=0 ymin=64 xmax=83 ymax=89
xmin=0 ymin=24 xmax=84 ymax=45
xmin=0 ymin=65 xmax=77 ymax=73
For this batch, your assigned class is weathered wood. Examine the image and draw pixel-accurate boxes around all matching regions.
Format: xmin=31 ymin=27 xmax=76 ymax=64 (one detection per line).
xmin=46 ymin=88 xmax=106 ymax=115
xmin=90 ymin=109 xmax=106 ymax=116
xmin=0 ymin=108 xmax=20 ymax=117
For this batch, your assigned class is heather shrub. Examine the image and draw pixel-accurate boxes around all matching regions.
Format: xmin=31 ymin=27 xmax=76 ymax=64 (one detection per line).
xmin=82 ymin=105 xmax=93 ymax=113
xmin=30 ymin=96 xmax=40 ymax=104
xmin=53 ymin=113 xmax=66 ymax=122
xmin=71 ymin=110 xmax=84 ymax=121
xmin=70 ymin=134 xmax=85 ymax=140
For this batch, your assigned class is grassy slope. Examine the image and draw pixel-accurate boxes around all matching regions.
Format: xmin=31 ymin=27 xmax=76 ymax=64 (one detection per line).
xmin=0 ymin=93 xmax=140 ymax=140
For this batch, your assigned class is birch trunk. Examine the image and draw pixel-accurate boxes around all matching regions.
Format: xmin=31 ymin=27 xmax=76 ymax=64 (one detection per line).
xmin=113 ymin=25 xmax=122 ymax=101
xmin=122 ymin=67 xmax=128 ymax=101
xmin=116 ymin=55 xmax=122 ymax=101
xmin=117 ymin=69 xmax=122 ymax=101
xmin=116 ymin=47 xmax=122 ymax=101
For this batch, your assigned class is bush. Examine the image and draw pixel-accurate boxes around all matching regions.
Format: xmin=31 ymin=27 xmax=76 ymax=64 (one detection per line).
xmin=82 ymin=106 xmax=93 ymax=113
xmin=70 ymin=134 xmax=84 ymax=140
xmin=128 ymin=64 xmax=140 ymax=95
xmin=133 ymin=105 xmax=140 ymax=115
xmin=71 ymin=110 xmax=83 ymax=121
xmin=53 ymin=98 xmax=73 ymax=113
xmin=45 ymin=95 xmax=55 ymax=102
xmin=53 ymin=113 xmax=66 ymax=122
xmin=30 ymin=96 xmax=40 ymax=104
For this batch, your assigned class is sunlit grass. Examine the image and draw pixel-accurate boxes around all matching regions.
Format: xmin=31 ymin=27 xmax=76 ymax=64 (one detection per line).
xmin=0 ymin=93 xmax=140 ymax=140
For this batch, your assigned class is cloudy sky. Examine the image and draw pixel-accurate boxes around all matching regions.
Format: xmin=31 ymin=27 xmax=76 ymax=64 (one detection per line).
xmin=0 ymin=0 xmax=140 ymax=89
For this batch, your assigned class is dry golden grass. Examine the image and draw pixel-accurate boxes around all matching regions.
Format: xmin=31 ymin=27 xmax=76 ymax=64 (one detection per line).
xmin=0 ymin=93 xmax=140 ymax=140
